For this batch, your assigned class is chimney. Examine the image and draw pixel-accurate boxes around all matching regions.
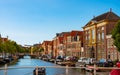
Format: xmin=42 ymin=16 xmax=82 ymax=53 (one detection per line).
xmin=110 ymin=8 xmax=112 ymax=12
xmin=7 ymin=36 xmax=8 ymax=39
xmin=0 ymin=34 xmax=1 ymax=38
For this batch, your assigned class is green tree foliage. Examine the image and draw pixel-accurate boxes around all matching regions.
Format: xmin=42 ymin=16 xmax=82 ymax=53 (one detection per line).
xmin=0 ymin=39 xmax=25 ymax=53
xmin=32 ymin=46 xmax=44 ymax=53
xmin=40 ymin=47 xmax=44 ymax=52
xmin=112 ymin=20 xmax=120 ymax=52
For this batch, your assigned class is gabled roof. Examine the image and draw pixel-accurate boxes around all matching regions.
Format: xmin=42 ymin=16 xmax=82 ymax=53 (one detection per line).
xmin=92 ymin=11 xmax=120 ymax=21
xmin=58 ymin=37 xmax=63 ymax=44
xmin=70 ymin=30 xmax=83 ymax=36
xmin=83 ymin=11 xmax=120 ymax=28
xmin=56 ymin=32 xmax=70 ymax=37
xmin=42 ymin=40 xmax=52 ymax=45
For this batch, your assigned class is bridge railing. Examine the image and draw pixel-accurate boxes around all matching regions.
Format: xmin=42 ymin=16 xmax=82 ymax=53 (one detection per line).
xmin=0 ymin=64 xmax=120 ymax=75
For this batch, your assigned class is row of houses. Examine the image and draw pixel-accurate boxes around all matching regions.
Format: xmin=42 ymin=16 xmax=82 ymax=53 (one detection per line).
xmin=34 ymin=10 xmax=120 ymax=61
xmin=0 ymin=34 xmax=8 ymax=43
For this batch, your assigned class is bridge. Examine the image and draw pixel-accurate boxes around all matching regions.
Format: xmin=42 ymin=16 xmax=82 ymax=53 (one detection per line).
xmin=0 ymin=64 xmax=118 ymax=75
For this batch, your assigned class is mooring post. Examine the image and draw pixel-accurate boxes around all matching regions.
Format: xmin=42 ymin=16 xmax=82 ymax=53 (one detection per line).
xmin=4 ymin=64 xmax=7 ymax=75
xmin=66 ymin=65 xmax=68 ymax=75
xmin=93 ymin=64 xmax=96 ymax=75
xmin=35 ymin=66 xmax=38 ymax=75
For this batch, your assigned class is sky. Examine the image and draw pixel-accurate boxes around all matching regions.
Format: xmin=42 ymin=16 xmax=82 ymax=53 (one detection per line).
xmin=0 ymin=0 xmax=120 ymax=46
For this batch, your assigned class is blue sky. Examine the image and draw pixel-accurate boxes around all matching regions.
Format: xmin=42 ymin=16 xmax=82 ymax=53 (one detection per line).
xmin=0 ymin=0 xmax=120 ymax=46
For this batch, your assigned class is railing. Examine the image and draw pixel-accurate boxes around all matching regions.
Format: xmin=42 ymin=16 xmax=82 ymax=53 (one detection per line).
xmin=0 ymin=64 xmax=119 ymax=75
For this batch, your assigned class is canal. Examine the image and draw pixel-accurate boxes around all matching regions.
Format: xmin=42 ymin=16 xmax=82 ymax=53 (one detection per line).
xmin=0 ymin=56 xmax=110 ymax=75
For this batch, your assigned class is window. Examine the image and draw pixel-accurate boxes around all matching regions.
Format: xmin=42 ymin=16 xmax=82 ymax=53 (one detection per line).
xmin=77 ymin=36 xmax=80 ymax=41
xmin=67 ymin=36 xmax=71 ymax=42
xmin=101 ymin=27 xmax=104 ymax=30
xmin=98 ymin=33 xmax=100 ymax=41
xmin=102 ymin=32 xmax=104 ymax=41
xmin=74 ymin=36 xmax=77 ymax=41
xmin=92 ymin=29 xmax=95 ymax=40
xmin=86 ymin=36 xmax=87 ymax=41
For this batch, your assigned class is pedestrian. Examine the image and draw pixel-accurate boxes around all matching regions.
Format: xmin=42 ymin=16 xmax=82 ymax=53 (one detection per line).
xmin=110 ymin=61 xmax=120 ymax=75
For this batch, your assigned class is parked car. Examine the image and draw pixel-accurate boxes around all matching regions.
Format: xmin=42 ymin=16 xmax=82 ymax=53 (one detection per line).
xmin=78 ymin=57 xmax=87 ymax=62
xmin=41 ymin=54 xmax=51 ymax=61
xmin=85 ymin=58 xmax=96 ymax=65
xmin=55 ymin=56 xmax=64 ymax=64
xmin=77 ymin=57 xmax=96 ymax=65
xmin=96 ymin=58 xmax=113 ymax=67
xmin=64 ymin=56 xmax=71 ymax=61
xmin=76 ymin=57 xmax=87 ymax=67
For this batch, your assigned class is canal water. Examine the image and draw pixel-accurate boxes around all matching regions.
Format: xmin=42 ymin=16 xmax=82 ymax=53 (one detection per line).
xmin=0 ymin=56 xmax=110 ymax=75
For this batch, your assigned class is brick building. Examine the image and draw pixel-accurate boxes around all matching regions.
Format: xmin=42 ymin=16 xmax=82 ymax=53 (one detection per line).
xmin=66 ymin=31 xmax=83 ymax=57
xmin=53 ymin=32 xmax=70 ymax=57
xmin=52 ymin=31 xmax=83 ymax=57
xmin=42 ymin=41 xmax=52 ymax=55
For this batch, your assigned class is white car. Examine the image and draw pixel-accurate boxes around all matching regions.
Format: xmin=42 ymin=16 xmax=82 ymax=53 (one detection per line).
xmin=85 ymin=58 xmax=96 ymax=65
xmin=78 ymin=57 xmax=87 ymax=62
xmin=78 ymin=57 xmax=96 ymax=65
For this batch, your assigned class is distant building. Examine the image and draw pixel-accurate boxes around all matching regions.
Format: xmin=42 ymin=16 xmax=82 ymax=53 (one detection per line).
xmin=42 ymin=40 xmax=52 ymax=55
xmin=52 ymin=31 xmax=83 ymax=57
xmin=53 ymin=32 xmax=70 ymax=57
xmin=66 ymin=31 xmax=83 ymax=57
xmin=0 ymin=34 xmax=8 ymax=43
xmin=47 ymin=41 xmax=53 ymax=57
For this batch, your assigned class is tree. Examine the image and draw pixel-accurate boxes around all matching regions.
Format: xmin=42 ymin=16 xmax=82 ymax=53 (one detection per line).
xmin=112 ymin=20 xmax=120 ymax=52
xmin=0 ymin=38 xmax=26 ymax=54
xmin=39 ymin=47 xmax=44 ymax=52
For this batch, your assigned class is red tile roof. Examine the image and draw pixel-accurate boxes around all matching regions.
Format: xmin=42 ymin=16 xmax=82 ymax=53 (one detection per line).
xmin=70 ymin=30 xmax=83 ymax=36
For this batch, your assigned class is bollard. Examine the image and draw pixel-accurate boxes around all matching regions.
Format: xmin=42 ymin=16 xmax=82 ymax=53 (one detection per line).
xmin=66 ymin=65 xmax=68 ymax=75
xmin=4 ymin=64 xmax=7 ymax=75
xmin=35 ymin=66 xmax=38 ymax=75
xmin=93 ymin=64 xmax=96 ymax=75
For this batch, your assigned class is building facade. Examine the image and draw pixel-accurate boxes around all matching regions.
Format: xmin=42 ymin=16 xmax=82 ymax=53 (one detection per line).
xmin=53 ymin=32 xmax=70 ymax=57
xmin=42 ymin=41 xmax=51 ymax=55
xmin=66 ymin=31 xmax=83 ymax=57
xmin=106 ymin=35 xmax=120 ymax=61
xmin=83 ymin=10 xmax=120 ymax=60
xmin=52 ymin=31 xmax=83 ymax=57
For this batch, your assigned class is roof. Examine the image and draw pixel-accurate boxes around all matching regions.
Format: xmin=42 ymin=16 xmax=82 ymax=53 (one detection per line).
xmin=83 ymin=11 xmax=120 ymax=28
xmin=56 ymin=32 xmax=70 ymax=37
xmin=42 ymin=40 xmax=52 ymax=45
xmin=0 ymin=37 xmax=8 ymax=42
xmin=70 ymin=30 xmax=83 ymax=36
xmin=92 ymin=11 xmax=120 ymax=21
xmin=58 ymin=37 xmax=63 ymax=44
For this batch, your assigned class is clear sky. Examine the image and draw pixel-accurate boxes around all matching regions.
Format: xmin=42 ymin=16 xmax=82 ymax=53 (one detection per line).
xmin=0 ymin=0 xmax=120 ymax=46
